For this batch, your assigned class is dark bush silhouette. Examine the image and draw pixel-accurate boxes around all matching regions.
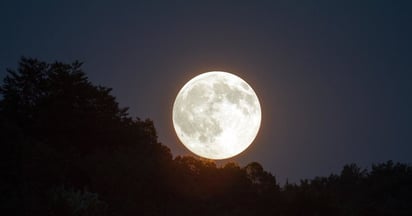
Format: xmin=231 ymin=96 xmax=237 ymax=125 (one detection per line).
xmin=1 ymin=57 xmax=411 ymax=216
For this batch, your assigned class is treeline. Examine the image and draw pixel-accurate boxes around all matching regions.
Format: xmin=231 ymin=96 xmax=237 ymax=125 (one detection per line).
xmin=1 ymin=58 xmax=411 ymax=216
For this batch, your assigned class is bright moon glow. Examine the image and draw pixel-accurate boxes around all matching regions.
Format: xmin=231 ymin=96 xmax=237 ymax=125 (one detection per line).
xmin=172 ymin=71 xmax=261 ymax=160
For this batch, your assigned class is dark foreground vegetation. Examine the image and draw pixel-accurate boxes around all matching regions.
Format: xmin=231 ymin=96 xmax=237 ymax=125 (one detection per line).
xmin=1 ymin=58 xmax=411 ymax=216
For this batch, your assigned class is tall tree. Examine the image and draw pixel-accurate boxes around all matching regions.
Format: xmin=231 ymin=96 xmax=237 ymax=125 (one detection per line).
xmin=0 ymin=57 xmax=172 ymax=215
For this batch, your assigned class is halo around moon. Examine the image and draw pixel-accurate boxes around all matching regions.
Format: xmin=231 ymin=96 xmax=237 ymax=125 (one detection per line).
xmin=172 ymin=71 xmax=261 ymax=160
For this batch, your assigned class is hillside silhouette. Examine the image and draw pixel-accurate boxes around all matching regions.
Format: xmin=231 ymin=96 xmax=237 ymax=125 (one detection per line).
xmin=1 ymin=58 xmax=411 ymax=216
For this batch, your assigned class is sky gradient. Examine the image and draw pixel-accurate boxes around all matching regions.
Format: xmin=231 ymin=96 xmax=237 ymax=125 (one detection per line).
xmin=1 ymin=0 xmax=411 ymax=182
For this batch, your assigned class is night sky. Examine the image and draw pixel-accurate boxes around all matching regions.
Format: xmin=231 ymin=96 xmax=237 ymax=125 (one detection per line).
xmin=1 ymin=1 xmax=411 ymax=182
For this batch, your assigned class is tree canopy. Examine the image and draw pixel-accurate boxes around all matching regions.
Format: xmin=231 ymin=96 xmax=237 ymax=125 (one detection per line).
xmin=1 ymin=57 xmax=411 ymax=216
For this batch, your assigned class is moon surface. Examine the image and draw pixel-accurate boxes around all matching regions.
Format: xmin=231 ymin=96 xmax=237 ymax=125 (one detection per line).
xmin=172 ymin=71 xmax=261 ymax=160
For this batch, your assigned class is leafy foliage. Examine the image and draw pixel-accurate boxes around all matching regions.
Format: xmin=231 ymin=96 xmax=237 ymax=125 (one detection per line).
xmin=49 ymin=185 xmax=107 ymax=216
xmin=1 ymin=57 xmax=411 ymax=216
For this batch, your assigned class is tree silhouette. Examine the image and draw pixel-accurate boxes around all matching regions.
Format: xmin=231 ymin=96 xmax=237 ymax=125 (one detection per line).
xmin=1 ymin=57 xmax=411 ymax=216
xmin=0 ymin=57 xmax=172 ymax=215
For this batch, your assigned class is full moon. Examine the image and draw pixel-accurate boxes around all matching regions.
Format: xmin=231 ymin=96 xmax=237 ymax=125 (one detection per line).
xmin=172 ymin=71 xmax=261 ymax=160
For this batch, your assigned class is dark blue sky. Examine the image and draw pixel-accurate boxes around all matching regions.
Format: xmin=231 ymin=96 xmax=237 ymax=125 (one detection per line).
xmin=1 ymin=0 xmax=411 ymax=182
